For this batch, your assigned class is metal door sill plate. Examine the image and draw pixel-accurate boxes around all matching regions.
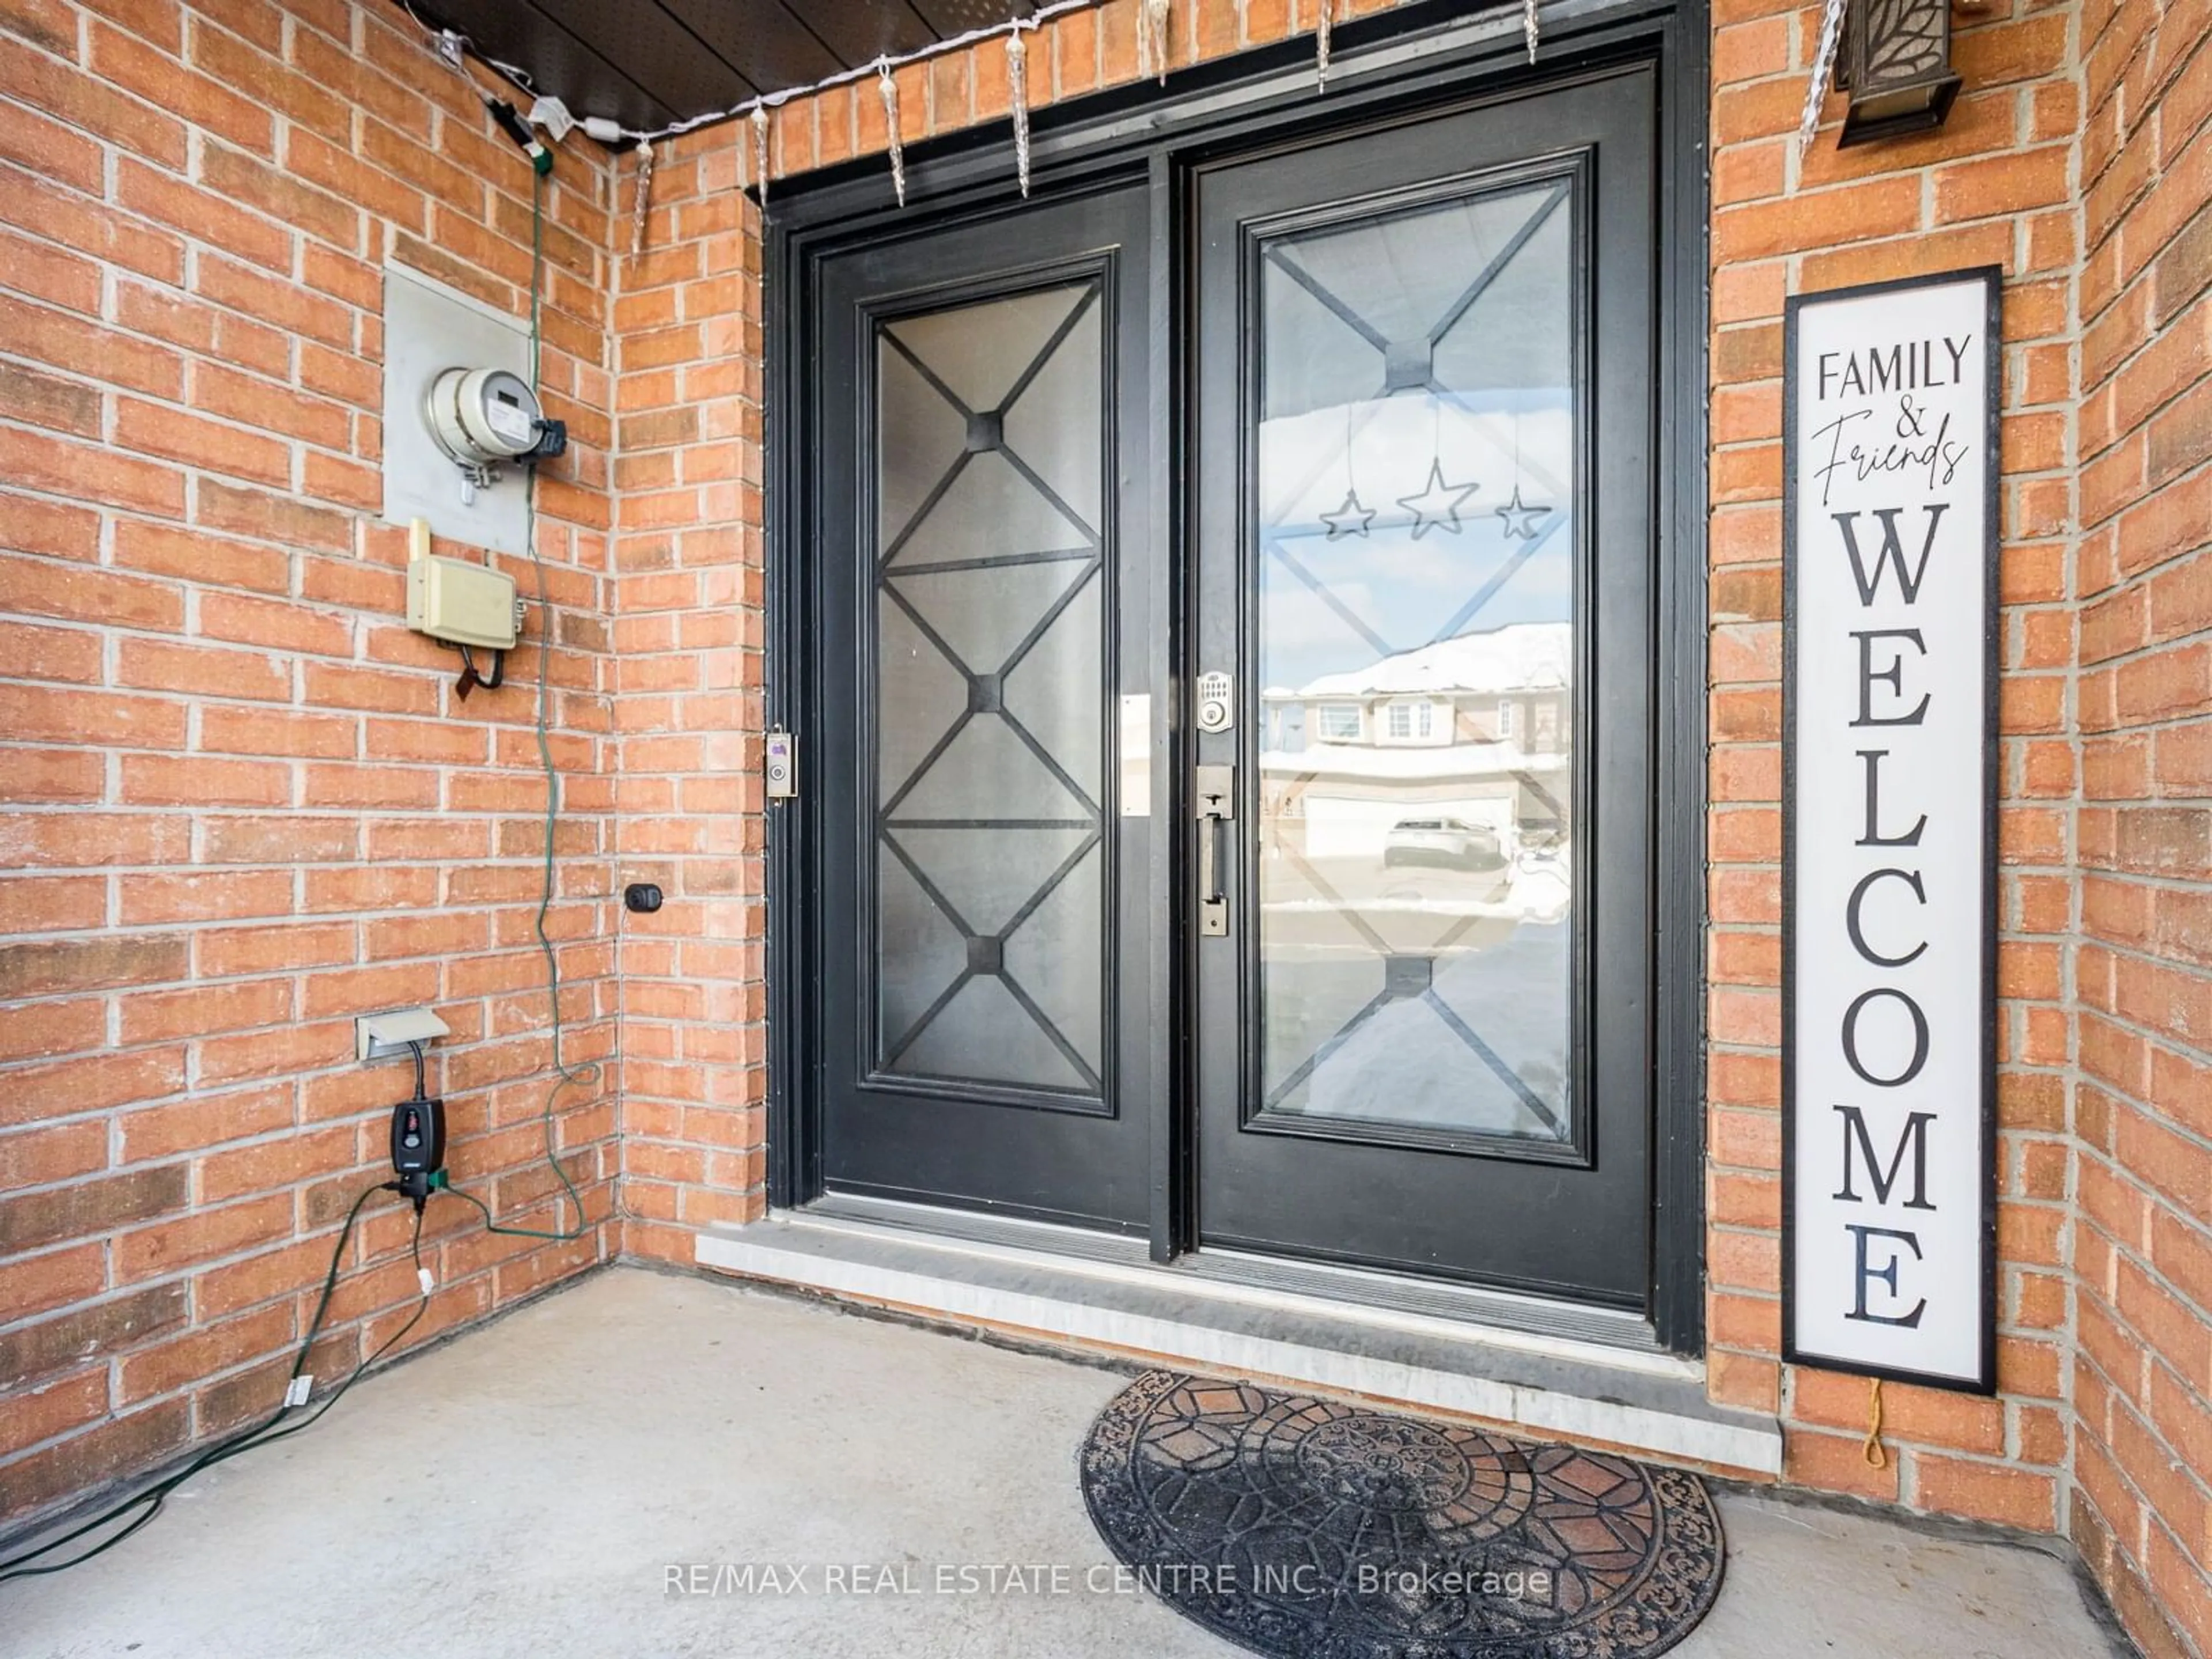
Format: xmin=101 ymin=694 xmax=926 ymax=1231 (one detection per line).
xmin=809 ymin=1191 xmax=1659 ymax=1352
xmin=695 ymin=1196 xmax=1782 ymax=1477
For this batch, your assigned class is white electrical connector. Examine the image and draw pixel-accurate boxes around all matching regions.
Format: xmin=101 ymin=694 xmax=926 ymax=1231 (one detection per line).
xmin=285 ymin=1376 xmax=312 ymax=1408
xmin=581 ymin=115 xmax=624 ymax=146
xmin=526 ymin=94 xmax=575 ymax=141
xmin=419 ymin=1266 xmax=435 ymax=1296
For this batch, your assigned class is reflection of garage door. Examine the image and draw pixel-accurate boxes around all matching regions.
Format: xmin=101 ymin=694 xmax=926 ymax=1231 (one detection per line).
xmin=1302 ymin=794 xmax=1514 ymax=858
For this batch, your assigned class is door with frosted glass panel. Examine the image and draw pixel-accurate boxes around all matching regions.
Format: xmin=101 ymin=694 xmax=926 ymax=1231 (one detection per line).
xmin=811 ymin=185 xmax=1161 ymax=1230
xmin=1191 ymin=72 xmax=1659 ymax=1301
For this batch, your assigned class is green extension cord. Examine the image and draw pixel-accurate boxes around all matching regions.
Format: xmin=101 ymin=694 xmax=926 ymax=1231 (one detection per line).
xmin=439 ymin=164 xmax=606 ymax=1245
xmin=0 ymin=1187 xmax=429 ymax=1581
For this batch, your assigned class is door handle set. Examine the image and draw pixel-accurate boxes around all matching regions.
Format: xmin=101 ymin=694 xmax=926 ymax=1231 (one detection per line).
xmin=1194 ymin=763 xmax=1234 ymax=938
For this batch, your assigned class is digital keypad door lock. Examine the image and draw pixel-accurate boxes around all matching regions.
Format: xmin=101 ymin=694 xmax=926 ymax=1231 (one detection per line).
xmin=1195 ymin=671 xmax=1234 ymax=733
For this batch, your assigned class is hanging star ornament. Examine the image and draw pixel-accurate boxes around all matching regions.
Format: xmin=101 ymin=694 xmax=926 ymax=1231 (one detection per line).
xmin=1395 ymin=460 xmax=1479 ymax=539
xmin=1494 ymin=485 xmax=1551 ymax=541
xmin=1321 ymin=490 xmax=1376 ymax=540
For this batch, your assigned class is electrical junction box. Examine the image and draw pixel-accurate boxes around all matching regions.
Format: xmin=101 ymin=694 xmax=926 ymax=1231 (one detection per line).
xmin=381 ymin=262 xmax=536 ymax=556
xmin=408 ymin=549 xmax=520 ymax=650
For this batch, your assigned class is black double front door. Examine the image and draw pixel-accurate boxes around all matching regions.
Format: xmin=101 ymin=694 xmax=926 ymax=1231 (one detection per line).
xmin=804 ymin=65 xmax=1661 ymax=1310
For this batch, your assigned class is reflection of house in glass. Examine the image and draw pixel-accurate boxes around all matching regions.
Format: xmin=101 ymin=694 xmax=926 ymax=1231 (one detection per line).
xmin=1259 ymin=620 xmax=1571 ymax=865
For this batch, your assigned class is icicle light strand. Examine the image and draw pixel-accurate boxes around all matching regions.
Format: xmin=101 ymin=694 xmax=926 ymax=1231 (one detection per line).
xmin=629 ymin=138 xmax=654 ymax=257
xmin=609 ymin=0 xmax=1111 ymax=149
xmin=1798 ymin=0 xmax=1849 ymax=158
xmin=879 ymin=63 xmax=907 ymax=207
xmin=405 ymin=0 xmax=1540 ymax=191
xmin=1007 ymin=29 xmax=1032 ymax=199
xmin=1142 ymin=0 xmax=1172 ymax=86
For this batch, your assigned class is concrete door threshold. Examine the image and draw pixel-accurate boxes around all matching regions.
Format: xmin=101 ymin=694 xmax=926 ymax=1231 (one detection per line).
xmin=696 ymin=1207 xmax=1782 ymax=1478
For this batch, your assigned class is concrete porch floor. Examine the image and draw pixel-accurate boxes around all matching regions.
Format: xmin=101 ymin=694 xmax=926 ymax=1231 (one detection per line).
xmin=6 ymin=1266 xmax=2126 ymax=1659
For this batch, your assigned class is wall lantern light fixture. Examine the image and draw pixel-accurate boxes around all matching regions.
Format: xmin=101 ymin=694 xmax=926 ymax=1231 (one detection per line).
xmin=1835 ymin=0 xmax=1964 ymax=147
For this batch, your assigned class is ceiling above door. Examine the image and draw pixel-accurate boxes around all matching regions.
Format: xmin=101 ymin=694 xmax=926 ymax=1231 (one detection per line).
xmin=421 ymin=0 xmax=1043 ymax=132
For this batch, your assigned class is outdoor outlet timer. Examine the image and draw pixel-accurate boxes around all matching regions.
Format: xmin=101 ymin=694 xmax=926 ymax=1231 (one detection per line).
xmin=389 ymin=1093 xmax=448 ymax=1210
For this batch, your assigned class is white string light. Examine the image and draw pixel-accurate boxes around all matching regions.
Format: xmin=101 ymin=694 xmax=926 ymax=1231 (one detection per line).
xmin=1007 ymin=28 xmax=1033 ymax=199
xmin=396 ymin=0 xmax=1565 ymax=209
xmin=879 ymin=62 xmax=907 ymax=207
xmin=1799 ymin=0 xmax=1849 ymax=158
xmin=395 ymin=0 xmax=1108 ymax=153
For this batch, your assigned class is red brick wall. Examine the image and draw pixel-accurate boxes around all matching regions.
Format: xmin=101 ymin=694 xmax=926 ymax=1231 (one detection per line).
xmin=0 ymin=0 xmax=620 ymax=1524
xmin=1705 ymin=0 xmax=2081 ymax=1532
xmin=2069 ymin=1 xmax=2212 ymax=1653
xmin=607 ymin=132 xmax=768 ymax=1259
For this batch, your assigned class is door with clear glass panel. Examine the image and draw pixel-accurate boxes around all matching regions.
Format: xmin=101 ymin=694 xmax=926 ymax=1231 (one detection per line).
xmin=1191 ymin=70 xmax=1658 ymax=1302
xmin=812 ymin=185 xmax=1161 ymax=1231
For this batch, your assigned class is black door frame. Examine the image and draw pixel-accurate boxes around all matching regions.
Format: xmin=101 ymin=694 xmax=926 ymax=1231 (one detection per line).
xmin=763 ymin=0 xmax=1711 ymax=1354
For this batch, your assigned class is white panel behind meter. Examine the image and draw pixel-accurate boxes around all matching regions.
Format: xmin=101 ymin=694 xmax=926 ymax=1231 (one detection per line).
xmin=382 ymin=263 xmax=535 ymax=556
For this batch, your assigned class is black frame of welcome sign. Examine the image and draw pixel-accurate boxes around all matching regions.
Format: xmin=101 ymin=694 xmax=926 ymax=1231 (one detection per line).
xmin=1780 ymin=265 xmax=2002 ymax=1395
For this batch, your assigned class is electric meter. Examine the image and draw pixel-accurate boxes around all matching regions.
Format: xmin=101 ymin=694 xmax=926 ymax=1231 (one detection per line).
xmin=425 ymin=366 xmax=545 ymax=465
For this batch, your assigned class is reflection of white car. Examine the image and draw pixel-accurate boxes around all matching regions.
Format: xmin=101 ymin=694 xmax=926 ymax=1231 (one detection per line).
xmin=1382 ymin=817 xmax=1506 ymax=870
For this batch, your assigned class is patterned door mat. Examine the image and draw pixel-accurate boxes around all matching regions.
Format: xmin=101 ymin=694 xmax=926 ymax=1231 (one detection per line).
xmin=1081 ymin=1372 xmax=1725 ymax=1659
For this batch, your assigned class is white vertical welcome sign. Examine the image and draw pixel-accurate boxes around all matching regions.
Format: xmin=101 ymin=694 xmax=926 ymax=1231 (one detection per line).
xmin=1783 ymin=268 xmax=2000 ymax=1393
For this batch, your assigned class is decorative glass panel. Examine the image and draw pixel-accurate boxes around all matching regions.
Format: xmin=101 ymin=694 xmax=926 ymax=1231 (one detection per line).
xmin=1254 ymin=179 xmax=1577 ymax=1143
xmin=873 ymin=282 xmax=1107 ymax=1099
